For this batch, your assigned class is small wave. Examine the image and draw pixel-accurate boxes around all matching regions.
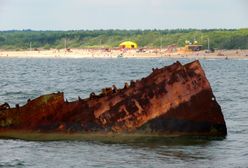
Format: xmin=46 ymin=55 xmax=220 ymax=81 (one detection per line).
xmin=0 ymin=160 xmax=26 ymax=167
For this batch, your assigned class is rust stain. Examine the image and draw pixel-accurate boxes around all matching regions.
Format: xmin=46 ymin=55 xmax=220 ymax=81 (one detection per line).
xmin=0 ymin=61 xmax=227 ymax=136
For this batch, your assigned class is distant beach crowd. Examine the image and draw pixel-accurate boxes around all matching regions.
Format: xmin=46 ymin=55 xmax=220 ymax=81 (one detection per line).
xmin=0 ymin=48 xmax=248 ymax=59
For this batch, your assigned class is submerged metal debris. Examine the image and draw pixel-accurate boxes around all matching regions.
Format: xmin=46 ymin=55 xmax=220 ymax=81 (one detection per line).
xmin=0 ymin=61 xmax=227 ymax=136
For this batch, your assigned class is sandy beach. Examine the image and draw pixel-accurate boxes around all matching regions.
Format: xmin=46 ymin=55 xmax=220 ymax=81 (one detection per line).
xmin=0 ymin=48 xmax=248 ymax=59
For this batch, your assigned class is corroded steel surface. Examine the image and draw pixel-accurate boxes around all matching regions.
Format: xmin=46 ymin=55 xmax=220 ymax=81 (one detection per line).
xmin=0 ymin=61 xmax=227 ymax=136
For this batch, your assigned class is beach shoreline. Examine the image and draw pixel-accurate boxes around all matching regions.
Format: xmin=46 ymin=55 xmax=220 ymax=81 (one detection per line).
xmin=0 ymin=48 xmax=248 ymax=59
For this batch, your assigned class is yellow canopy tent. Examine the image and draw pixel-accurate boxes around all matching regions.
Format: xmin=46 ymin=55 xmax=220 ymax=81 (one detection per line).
xmin=119 ymin=41 xmax=138 ymax=49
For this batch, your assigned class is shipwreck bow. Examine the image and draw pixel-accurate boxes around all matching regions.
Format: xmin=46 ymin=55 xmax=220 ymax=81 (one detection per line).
xmin=0 ymin=60 xmax=227 ymax=136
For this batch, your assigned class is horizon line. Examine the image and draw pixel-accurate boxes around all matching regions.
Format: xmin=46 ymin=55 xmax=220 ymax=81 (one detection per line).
xmin=0 ymin=28 xmax=248 ymax=32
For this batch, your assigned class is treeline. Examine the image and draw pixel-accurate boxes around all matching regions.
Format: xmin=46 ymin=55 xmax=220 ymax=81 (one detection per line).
xmin=0 ymin=29 xmax=247 ymax=50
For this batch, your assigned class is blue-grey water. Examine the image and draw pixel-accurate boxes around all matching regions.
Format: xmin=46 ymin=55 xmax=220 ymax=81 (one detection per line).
xmin=0 ymin=58 xmax=247 ymax=168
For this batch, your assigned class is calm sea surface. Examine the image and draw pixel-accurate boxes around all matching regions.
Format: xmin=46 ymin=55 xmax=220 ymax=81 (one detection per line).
xmin=0 ymin=58 xmax=247 ymax=168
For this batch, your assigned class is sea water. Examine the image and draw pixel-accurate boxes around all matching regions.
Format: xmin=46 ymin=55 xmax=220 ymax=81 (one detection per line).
xmin=0 ymin=58 xmax=247 ymax=168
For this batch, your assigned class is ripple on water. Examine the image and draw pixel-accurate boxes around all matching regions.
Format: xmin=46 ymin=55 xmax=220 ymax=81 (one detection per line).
xmin=0 ymin=58 xmax=248 ymax=168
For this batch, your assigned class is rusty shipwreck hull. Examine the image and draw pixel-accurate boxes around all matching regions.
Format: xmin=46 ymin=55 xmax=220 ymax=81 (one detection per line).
xmin=0 ymin=61 xmax=227 ymax=136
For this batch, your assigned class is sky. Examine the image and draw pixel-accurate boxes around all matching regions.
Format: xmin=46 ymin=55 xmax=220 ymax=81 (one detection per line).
xmin=0 ymin=0 xmax=247 ymax=30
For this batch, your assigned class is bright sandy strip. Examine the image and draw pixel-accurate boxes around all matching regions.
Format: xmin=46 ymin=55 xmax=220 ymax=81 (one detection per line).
xmin=0 ymin=49 xmax=248 ymax=59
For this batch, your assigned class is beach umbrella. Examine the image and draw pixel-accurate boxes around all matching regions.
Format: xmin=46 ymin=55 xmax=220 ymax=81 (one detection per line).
xmin=119 ymin=41 xmax=138 ymax=49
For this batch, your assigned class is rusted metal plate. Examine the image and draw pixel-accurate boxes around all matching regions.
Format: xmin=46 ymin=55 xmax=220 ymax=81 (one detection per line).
xmin=0 ymin=61 xmax=227 ymax=136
